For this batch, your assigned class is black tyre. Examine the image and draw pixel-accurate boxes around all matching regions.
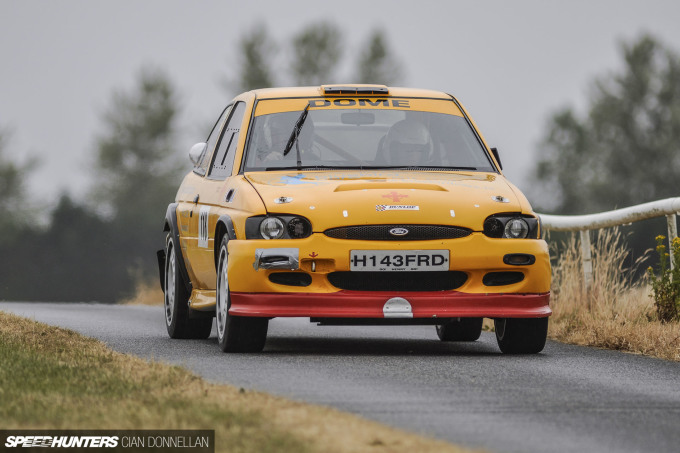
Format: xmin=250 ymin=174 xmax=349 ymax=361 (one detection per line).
xmin=216 ymin=236 xmax=268 ymax=352
xmin=164 ymin=235 xmax=213 ymax=339
xmin=436 ymin=317 xmax=483 ymax=341
xmin=494 ymin=317 xmax=548 ymax=354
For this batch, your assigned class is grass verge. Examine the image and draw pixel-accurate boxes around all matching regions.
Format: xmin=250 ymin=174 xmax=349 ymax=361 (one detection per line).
xmin=547 ymin=228 xmax=680 ymax=361
xmin=0 ymin=311 xmax=479 ymax=453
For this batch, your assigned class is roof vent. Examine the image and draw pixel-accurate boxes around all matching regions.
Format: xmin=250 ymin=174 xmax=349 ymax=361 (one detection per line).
xmin=321 ymin=85 xmax=389 ymax=96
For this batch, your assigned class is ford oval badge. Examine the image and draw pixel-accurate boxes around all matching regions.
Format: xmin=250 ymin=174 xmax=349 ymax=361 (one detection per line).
xmin=389 ymin=227 xmax=409 ymax=236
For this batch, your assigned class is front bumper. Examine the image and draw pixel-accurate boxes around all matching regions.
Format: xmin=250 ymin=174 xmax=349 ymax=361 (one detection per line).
xmin=228 ymin=232 xmax=550 ymax=292
xmin=219 ymin=232 xmax=551 ymax=319
xmin=229 ymin=291 xmax=551 ymax=318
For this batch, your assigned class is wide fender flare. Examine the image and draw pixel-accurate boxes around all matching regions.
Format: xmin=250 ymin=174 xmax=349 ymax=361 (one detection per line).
xmin=160 ymin=203 xmax=193 ymax=293
xmin=214 ymin=214 xmax=237 ymax=269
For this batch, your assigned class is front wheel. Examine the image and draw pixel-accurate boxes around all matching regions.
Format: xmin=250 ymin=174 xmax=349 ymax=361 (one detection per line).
xmin=216 ymin=236 xmax=268 ymax=352
xmin=494 ymin=317 xmax=548 ymax=354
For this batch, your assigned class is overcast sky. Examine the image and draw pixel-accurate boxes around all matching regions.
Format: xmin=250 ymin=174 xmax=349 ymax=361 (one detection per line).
xmin=2 ymin=0 xmax=680 ymax=208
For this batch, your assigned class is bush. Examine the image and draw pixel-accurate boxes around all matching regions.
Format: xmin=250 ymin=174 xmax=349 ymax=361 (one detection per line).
xmin=647 ymin=235 xmax=680 ymax=322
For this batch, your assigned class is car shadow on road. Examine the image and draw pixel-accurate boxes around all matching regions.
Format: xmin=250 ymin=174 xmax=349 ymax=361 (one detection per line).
xmin=259 ymin=335 xmax=502 ymax=357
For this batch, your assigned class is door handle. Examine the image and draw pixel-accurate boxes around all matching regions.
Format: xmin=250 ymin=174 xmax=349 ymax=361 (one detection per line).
xmin=190 ymin=194 xmax=200 ymax=218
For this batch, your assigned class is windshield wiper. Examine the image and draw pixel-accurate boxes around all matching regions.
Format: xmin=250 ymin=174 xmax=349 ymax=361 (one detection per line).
xmin=359 ymin=166 xmax=479 ymax=171
xmin=262 ymin=165 xmax=481 ymax=171
xmin=265 ymin=165 xmax=365 ymax=171
xmin=282 ymin=103 xmax=311 ymax=170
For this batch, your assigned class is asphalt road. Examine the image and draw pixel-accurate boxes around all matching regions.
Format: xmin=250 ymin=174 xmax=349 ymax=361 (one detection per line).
xmin=2 ymin=302 xmax=679 ymax=453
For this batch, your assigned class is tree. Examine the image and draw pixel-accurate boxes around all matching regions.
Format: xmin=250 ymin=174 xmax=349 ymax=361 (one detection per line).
xmin=233 ymin=23 xmax=277 ymax=92
xmin=0 ymin=128 xmax=35 ymax=243
xmin=91 ymin=67 xmax=184 ymax=282
xmin=228 ymin=24 xmax=404 ymax=92
xmin=0 ymin=195 xmax=131 ymax=302
xmin=532 ymin=34 xmax=680 ymax=214
xmin=354 ymin=29 xmax=403 ymax=85
xmin=290 ymin=22 xmax=343 ymax=85
xmin=93 ymin=67 xmax=183 ymax=223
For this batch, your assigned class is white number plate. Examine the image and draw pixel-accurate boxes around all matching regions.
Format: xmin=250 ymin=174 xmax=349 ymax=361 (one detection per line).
xmin=350 ymin=250 xmax=449 ymax=272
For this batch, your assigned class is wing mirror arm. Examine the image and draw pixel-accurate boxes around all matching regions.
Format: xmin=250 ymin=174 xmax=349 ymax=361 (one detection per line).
xmin=491 ymin=147 xmax=503 ymax=171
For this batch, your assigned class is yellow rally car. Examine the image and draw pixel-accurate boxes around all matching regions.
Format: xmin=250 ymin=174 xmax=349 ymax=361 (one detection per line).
xmin=158 ymin=85 xmax=551 ymax=354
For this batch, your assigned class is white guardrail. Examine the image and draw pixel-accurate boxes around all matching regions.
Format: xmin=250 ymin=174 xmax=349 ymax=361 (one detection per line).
xmin=537 ymin=197 xmax=680 ymax=290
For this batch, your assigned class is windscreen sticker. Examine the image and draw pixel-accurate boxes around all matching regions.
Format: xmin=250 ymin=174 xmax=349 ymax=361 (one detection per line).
xmin=376 ymin=205 xmax=420 ymax=212
xmin=254 ymin=98 xmax=463 ymax=117
xmin=198 ymin=206 xmax=211 ymax=248
xmin=308 ymin=99 xmax=410 ymax=108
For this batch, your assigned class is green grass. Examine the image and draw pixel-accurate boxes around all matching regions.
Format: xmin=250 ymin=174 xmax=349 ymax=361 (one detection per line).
xmin=0 ymin=312 xmax=306 ymax=453
xmin=0 ymin=311 xmax=478 ymax=453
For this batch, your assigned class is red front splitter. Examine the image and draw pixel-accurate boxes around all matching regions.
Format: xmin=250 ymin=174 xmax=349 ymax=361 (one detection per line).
xmin=229 ymin=291 xmax=551 ymax=318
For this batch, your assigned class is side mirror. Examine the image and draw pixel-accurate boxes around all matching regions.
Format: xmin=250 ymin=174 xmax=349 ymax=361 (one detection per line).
xmin=189 ymin=142 xmax=207 ymax=166
xmin=491 ymin=147 xmax=503 ymax=170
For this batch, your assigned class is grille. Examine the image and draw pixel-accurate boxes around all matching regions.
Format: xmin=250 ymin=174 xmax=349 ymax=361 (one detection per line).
xmin=327 ymin=271 xmax=467 ymax=291
xmin=324 ymin=225 xmax=471 ymax=241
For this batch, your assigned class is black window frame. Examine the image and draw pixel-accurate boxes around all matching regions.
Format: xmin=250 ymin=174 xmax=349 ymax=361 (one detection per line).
xmin=193 ymin=104 xmax=233 ymax=176
xmin=207 ymin=101 xmax=246 ymax=180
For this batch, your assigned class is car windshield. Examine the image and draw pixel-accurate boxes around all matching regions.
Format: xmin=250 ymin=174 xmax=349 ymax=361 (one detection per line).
xmin=243 ymin=102 xmax=495 ymax=172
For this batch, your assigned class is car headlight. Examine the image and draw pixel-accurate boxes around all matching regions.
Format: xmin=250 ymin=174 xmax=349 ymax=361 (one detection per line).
xmin=287 ymin=217 xmax=312 ymax=239
xmin=504 ymin=218 xmax=529 ymax=238
xmin=260 ymin=217 xmax=285 ymax=239
xmin=483 ymin=217 xmax=504 ymax=238
xmin=246 ymin=215 xmax=313 ymax=239
xmin=483 ymin=214 xmax=539 ymax=239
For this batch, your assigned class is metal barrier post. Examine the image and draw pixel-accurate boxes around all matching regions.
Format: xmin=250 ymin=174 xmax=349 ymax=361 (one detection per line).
xmin=580 ymin=230 xmax=592 ymax=292
xmin=667 ymin=214 xmax=677 ymax=272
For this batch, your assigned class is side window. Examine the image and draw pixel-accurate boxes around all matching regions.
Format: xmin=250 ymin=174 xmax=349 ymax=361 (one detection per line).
xmin=208 ymin=102 xmax=246 ymax=180
xmin=194 ymin=105 xmax=233 ymax=175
